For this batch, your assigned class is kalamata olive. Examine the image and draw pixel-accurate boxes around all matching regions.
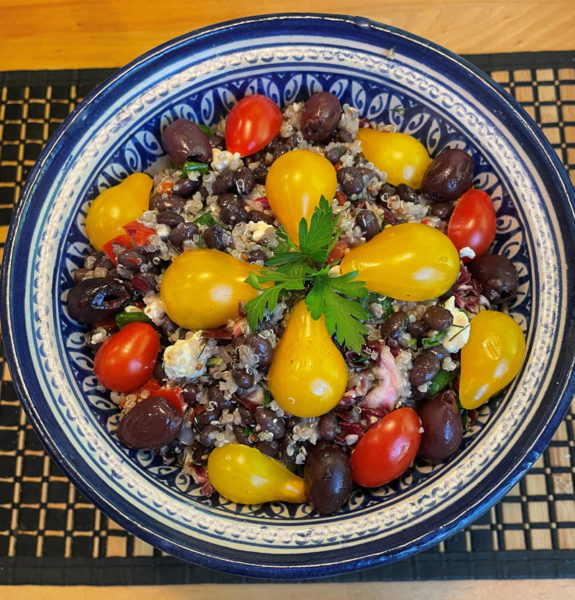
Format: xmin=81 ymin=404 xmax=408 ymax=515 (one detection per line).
xmin=212 ymin=170 xmax=235 ymax=194
xmin=318 ymin=412 xmax=340 ymax=441
xmin=254 ymin=407 xmax=285 ymax=439
xmin=409 ymin=351 xmax=441 ymax=387
xmin=381 ymin=311 xmax=408 ymax=339
xmin=168 ymin=222 xmax=199 ymax=247
xmin=245 ymin=334 xmax=273 ymax=367
xmin=234 ymin=166 xmax=256 ymax=195
xmin=303 ymin=442 xmax=352 ymax=514
xmin=116 ymin=396 xmax=183 ymax=450
xmin=355 ymin=209 xmax=379 ymax=240
xmin=421 ymin=148 xmax=474 ymax=202
xmin=423 ymin=305 xmax=454 ymax=331
xmin=337 ymin=167 xmax=364 ymax=196
xmin=300 ymin=92 xmax=342 ymax=142
xmin=156 ymin=210 xmax=184 ymax=228
xmin=203 ymin=224 xmax=227 ymax=250
xmin=418 ymin=390 xmax=463 ymax=464
xmin=468 ymin=254 xmax=519 ymax=304
xmin=161 ymin=118 xmax=212 ymax=167
xmin=68 ymin=277 xmax=130 ymax=323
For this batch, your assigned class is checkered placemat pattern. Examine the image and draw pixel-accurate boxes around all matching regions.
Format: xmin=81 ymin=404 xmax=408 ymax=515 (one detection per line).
xmin=1 ymin=54 xmax=575 ymax=583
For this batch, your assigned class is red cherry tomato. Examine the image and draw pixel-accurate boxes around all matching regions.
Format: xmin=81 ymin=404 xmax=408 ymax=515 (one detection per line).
xmin=225 ymin=94 xmax=283 ymax=157
xmin=94 ymin=322 xmax=160 ymax=392
xmin=351 ymin=407 xmax=422 ymax=488
xmin=447 ymin=189 xmax=496 ymax=260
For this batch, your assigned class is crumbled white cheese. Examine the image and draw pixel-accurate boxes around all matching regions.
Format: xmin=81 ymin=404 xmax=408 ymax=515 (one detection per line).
xmin=249 ymin=220 xmax=274 ymax=243
xmin=143 ymin=293 xmax=165 ymax=326
xmin=442 ymin=296 xmax=471 ymax=353
xmin=211 ymin=148 xmax=243 ymax=173
xmin=459 ymin=246 xmax=476 ymax=260
xmin=442 ymin=355 xmax=459 ymax=372
xmin=163 ymin=331 xmax=214 ymax=380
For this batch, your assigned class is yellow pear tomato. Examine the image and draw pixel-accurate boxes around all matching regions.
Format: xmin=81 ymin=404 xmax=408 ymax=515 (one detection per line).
xmin=267 ymin=300 xmax=348 ymax=417
xmin=340 ymin=223 xmax=460 ymax=301
xmin=265 ymin=149 xmax=337 ymax=244
xmin=160 ymin=249 xmax=262 ymax=330
xmin=85 ymin=172 xmax=153 ymax=251
xmin=207 ymin=444 xmax=306 ymax=505
xmin=459 ymin=310 xmax=526 ymax=410
xmin=357 ymin=128 xmax=431 ymax=189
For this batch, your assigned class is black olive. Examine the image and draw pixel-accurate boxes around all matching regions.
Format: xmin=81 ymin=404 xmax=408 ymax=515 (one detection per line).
xmin=68 ymin=277 xmax=130 ymax=323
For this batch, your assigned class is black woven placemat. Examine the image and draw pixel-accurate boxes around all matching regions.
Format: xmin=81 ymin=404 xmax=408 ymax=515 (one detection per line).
xmin=1 ymin=52 xmax=575 ymax=584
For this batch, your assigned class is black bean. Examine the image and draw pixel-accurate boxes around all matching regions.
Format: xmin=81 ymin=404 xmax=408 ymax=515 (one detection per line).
xmin=131 ymin=273 xmax=157 ymax=294
xmin=181 ymin=383 xmax=199 ymax=405
xmin=423 ymin=305 xmax=454 ymax=331
xmin=234 ymin=167 xmax=256 ymax=195
xmin=168 ymin=222 xmax=199 ymax=247
xmin=246 ymin=248 xmax=267 ymax=263
xmin=161 ymin=118 xmax=212 ymax=167
xmin=396 ymin=183 xmax=419 ymax=203
xmin=409 ymin=351 xmax=441 ymax=387
xmin=94 ymin=254 xmax=115 ymax=269
xmin=269 ymin=141 xmax=289 ymax=162
xmin=421 ymin=148 xmax=474 ymax=202
xmin=209 ymin=133 xmax=225 ymax=149
xmin=468 ymin=254 xmax=519 ymax=304
xmin=256 ymin=439 xmax=280 ymax=458
xmin=381 ymin=311 xmax=408 ymax=339
xmin=194 ymin=407 xmax=221 ymax=430
xmin=247 ymin=210 xmax=274 ymax=224
xmin=245 ymin=334 xmax=273 ymax=367
xmin=116 ymin=396 xmax=183 ymax=450
xmin=151 ymin=194 xmax=186 ymax=213
xmin=337 ymin=167 xmax=364 ymax=196
xmin=232 ymin=366 xmax=255 ymax=389
xmin=208 ymin=386 xmax=232 ymax=410
xmin=172 ymin=178 xmax=200 ymax=198
xmin=409 ymin=319 xmax=429 ymax=340
xmin=255 ymin=407 xmax=285 ymax=439
xmin=238 ymin=404 xmax=255 ymax=426
xmin=252 ymin=164 xmax=268 ymax=184
xmin=156 ymin=210 xmax=184 ymax=228
xmin=117 ymin=249 xmax=148 ymax=270
xmin=198 ymin=424 xmax=221 ymax=448
xmin=203 ymin=224 xmax=226 ymax=250
xmin=430 ymin=201 xmax=454 ymax=220
xmin=355 ymin=209 xmax=379 ymax=240
xmin=220 ymin=202 xmax=248 ymax=226
xmin=212 ymin=170 xmax=235 ymax=194
xmin=233 ymin=424 xmax=253 ymax=445
xmin=301 ymin=92 xmax=342 ymax=142
xmin=319 ymin=413 xmax=340 ymax=441
xmin=303 ymin=442 xmax=352 ymax=514
xmin=68 ymin=277 xmax=130 ymax=323
xmin=325 ymin=146 xmax=344 ymax=164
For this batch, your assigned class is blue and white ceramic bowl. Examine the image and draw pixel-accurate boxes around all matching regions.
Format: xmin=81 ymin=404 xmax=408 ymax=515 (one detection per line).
xmin=3 ymin=14 xmax=575 ymax=578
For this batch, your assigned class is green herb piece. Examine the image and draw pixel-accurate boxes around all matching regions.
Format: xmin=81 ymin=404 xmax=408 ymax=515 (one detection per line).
xmin=193 ymin=212 xmax=216 ymax=226
xmin=243 ymin=425 xmax=255 ymax=437
xmin=422 ymin=329 xmax=448 ymax=348
xmin=197 ymin=124 xmax=211 ymax=137
xmin=182 ymin=161 xmax=209 ymax=176
xmin=114 ymin=311 xmax=151 ymax=328
xmin=207 ymin=357 xmax=224 ymax=367
xmin=244 ymin=197 xmax=370 ymax=352
xmin=361 ymin=292 xmax=393 ymax=318
xmin=263 ymin=389 xmax=273 ymax=407
xmin=447 ymin=323 xmax=470 ymax=342
xmin=305 ymin=271 xmax=369 ymax=353
xmin=428 ymin=369 xmax=458 ymax=397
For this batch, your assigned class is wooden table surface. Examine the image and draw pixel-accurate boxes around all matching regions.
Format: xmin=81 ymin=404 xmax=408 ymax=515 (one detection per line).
xmin=0 ymin=0 xmax=574 ymax=69
xmin=1 ymin=1 xmax=574 ymax=598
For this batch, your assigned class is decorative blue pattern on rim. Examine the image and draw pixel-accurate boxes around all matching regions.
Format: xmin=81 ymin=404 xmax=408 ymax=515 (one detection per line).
xmin=2 ymin=14 xmax=575 ymax=578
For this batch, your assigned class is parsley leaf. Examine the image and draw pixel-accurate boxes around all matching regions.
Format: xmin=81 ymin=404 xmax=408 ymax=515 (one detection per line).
xmin=305 ymin=271 xmax=369 ymax=353
xmin=298 ymin=196 xmax=339 ymax=265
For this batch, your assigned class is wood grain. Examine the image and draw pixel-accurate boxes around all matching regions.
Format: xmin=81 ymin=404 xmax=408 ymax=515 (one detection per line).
xmin=0 ymin=0 xmax=574 ymax=70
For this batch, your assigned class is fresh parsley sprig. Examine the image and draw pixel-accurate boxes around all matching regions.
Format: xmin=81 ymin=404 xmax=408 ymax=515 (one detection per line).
xmin=244 ymin=196 xmax=370 ymax=353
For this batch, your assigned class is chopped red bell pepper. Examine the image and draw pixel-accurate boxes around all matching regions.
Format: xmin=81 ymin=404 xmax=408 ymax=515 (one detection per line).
xmin=102 ymin=234 xmax=132 ymax=265
xmin=123 ymin=220 xmax=156 ymax=247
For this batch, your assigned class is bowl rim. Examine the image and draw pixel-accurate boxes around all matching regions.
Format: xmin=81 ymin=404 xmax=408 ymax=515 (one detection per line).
xmin=3 ymin=12 xmax=575 ymax=579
